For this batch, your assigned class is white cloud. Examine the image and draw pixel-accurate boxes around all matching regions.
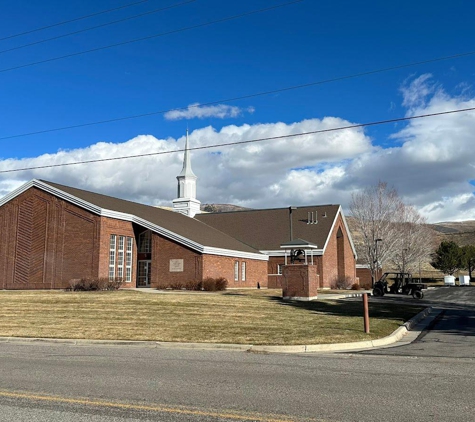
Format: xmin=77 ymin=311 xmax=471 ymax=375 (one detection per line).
xmin=338 ymin=74 xmax=475 ymax=221
xmin=2 ymin=78 xmax=475 ymax=224
xmin=0 ymin=118 xmax=371 ymax=210
xmin=163 ymin=103 xmax=254 ymax=120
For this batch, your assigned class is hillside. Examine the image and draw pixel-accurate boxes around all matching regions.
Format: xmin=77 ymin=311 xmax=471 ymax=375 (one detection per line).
xmin=200 ymin=204 xmax=251 ymax=213
xmin=346 ymin=217 xmax=475 ymax=278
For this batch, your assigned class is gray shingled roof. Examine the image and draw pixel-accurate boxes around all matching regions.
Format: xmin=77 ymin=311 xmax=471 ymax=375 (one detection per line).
xmin=196 ymin=205 xmax=341 ymax=251
xmin=40 ymin=180 xmax=261 ymax=254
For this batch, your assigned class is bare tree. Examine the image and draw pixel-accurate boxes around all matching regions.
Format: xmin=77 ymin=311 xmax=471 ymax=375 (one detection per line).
xmin=388 ymin=205 xmax=436 ymax=275
xmin=350 ymin=182 xmax=404 ymax=286
xmin=350 ymin=182 xmax=435 ymax=285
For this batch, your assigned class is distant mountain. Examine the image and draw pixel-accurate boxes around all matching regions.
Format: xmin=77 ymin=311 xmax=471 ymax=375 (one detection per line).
xmin=346 ymin=217 xmax=475 ymax=277
xmin=200 ymin=204 xmax=251 ymax=213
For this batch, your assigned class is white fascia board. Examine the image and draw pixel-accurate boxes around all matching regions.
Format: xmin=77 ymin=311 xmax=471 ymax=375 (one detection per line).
xmin=321 ymin=206 xmax=357 ymax=259
xmin=279 ymin=244 xmax=319 ymax=249
xmin=4 ymin=180 xmax=264 ymax=260
xmin=203 ymin=247 xmax=269 ymax=261
xmin=339 ymin=207 xmax=358 ymax=259
xmin=260 ymin=249 xmax=323 ymax=257
xmin=0 ymin=180 xmax=38 ymax=207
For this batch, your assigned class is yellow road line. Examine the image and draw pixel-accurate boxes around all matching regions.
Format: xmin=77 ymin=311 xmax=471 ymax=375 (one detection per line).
xmin=0 ymin=390 xmax=328 ymax=422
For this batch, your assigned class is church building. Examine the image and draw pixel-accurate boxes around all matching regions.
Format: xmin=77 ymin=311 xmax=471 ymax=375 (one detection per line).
xmin=0 ymin=133 xmax=357 ymax=290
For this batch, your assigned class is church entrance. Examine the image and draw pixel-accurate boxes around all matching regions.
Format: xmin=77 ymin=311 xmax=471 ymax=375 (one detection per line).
xmin=136 ymin=229 xmax=152 ymax=287
xmin=137 ymin=260 xmax=151 ymax=287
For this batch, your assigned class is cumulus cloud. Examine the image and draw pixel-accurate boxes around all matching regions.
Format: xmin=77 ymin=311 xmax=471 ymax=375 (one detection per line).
xmin=0 ymin=117 xmax=371 ymax=210
xmin=2 ymin=79 xmax=475 ymax=224
xmin=339 ymin=74 xmax=475 ymax=221
xmin=163 ymin=103 xmax=254 ymax=120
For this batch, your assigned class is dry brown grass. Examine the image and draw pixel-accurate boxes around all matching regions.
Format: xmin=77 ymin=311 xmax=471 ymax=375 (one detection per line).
xmin=0 ymin=290 xmax=423 ymax=345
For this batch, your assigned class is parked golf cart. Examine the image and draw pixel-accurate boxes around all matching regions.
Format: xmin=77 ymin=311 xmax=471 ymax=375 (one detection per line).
xmin=372 ymin=272 xmax=427 ymax=299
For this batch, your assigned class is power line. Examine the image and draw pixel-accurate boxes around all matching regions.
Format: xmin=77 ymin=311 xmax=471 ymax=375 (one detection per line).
xmin=0 ymin=0 xmax=154 ymax=42
xmin=0 ymin=0 xmax=302 ymax=74
xmin=0 ymin=48 xmax=474 ymax=142
xmin=1 ymin=107 xmax=474 ymax=174
xmin=0 ymin=1 xmax=196 ymax=56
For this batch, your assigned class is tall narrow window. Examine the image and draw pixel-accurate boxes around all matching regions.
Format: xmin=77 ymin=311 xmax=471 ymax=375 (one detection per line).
xmin=125 ymin=237 xmax=133 ymax=282
xmin=234 ymin=261 xmax=239 ymax=282
xmin=109 ymin=235 xmax=116 ymax=280
xmin=138 ymin=230 xmax=152 ymax=253
xmin=117 ymin=236 xmax=125 ymax=279
xmin=241 ymin=262 xmax=246 ymax=281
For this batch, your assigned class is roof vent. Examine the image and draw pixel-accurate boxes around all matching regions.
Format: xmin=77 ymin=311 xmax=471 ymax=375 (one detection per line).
xmin=307 ymin=211 xmax=318 ymax=225
xmin=322 ymin=212 xmax=327 ymax=218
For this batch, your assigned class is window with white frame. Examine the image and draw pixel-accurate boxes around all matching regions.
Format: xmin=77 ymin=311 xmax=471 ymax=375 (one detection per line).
xmin=117 ymin=236 xmax=125 ymax=279
xmin=241 ymin=261 xmax=246 ymax=281
xmin=277 ymin=264 xmax=284 ymax=275
xmin=109 ymin=235 xmax=116 ymax=280
xmin=125 ymin=237 xmax=133 ymax=282
xmin=234 ymin=261 xmax=239 ymax=281
xmin=138 ymin=230 xmax=152 ymax=253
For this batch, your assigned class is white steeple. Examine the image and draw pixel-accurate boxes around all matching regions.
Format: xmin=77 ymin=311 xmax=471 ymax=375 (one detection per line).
xmin=172 ymin=130 xmax=201 ymax=217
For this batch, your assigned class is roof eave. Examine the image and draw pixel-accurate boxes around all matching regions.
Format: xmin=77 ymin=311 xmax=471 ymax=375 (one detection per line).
xmin=1 ymin=180 xmax=264 ymax=260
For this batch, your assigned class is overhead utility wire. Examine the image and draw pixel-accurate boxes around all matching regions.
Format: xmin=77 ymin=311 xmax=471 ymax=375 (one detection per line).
xmin=0 ymin=0 xmax=153 ymax=42
xmin=1 ymin=107 xmax=474 ymax=174
xmin=0 ymin=0 xmax=302 ymax=74
xmin=0 ymin=1 xmax=196 ymax=55
xmin=0 ymin=48 xmax=474 ymax=142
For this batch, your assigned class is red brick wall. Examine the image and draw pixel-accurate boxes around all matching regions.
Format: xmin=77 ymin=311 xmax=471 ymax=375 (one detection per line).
xmin=202 ymin=254 xmax=268 ymax=288
xmin=268 ymin=256 xmax=284 ymax=288
xmin=150 ymin=233 xmax=203 ymax=288
xmin=282 ymin=264 xmax=319 ymax=299
xmin=320 ymin=214 xmax=356 ymax=288
xmin=267 ymin=255 xmax=322 ymax=288
xmin=0 ymin=187 xmax=101 ymax=289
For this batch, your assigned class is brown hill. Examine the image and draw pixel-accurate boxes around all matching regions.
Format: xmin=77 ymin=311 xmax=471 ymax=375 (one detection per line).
xmin=200 ymin=204 xmax=251 ymax=213
xmin=346 ymin=216 xmax=475 ymax=278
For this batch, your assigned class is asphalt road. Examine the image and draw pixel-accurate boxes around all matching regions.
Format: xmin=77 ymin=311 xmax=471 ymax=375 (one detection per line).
xmin=0 ymin=287 xmax=473 ymax=422
xmin=359 ymin=286 xmax=475 ymax=359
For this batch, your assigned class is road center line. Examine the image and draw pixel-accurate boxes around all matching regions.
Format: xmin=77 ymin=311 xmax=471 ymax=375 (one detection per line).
xmin=0 ymin=390 xmax=327 ymax=422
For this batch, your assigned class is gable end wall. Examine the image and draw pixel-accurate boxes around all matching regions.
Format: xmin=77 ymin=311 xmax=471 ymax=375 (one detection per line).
xmin=0 ymin=187 xmax=101 ymax=289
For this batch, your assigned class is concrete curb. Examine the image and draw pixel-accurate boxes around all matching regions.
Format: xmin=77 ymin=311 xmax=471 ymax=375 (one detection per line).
xmin=317 ymin=292 xmax=369 ymax=300
xmin=0 ymin=307 xmax=434 ymax=354
xmin=248 ymin=306 xmax=434 ymax=353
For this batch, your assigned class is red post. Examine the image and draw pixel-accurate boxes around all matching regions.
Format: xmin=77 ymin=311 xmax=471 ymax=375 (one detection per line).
xmin=363 ymin=293 xmax=370 ymax=333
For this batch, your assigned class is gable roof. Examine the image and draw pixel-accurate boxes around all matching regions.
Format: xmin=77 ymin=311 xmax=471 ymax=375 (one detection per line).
xmin=0 ymin=180 xmax=267 ymax=261
xmin=196 ymin=205 xmax=357 ymax=257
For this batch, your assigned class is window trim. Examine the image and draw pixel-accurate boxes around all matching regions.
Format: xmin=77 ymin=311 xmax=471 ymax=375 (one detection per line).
xmin=109 ymin=235 xmax=116 ymax=280
xmin=125 ymin=236 xmax=133 ymax=283
xmin=234 ymin=261 xmax=239 ymax=282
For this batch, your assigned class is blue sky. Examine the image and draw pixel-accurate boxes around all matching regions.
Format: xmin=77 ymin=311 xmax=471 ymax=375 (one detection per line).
xmin=1 ymin=0 xmax=475 ymax=222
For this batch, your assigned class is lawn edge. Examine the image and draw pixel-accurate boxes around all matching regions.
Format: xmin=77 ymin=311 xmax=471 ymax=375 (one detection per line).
xmin=0 ymin=307 xmax=434 ymax=353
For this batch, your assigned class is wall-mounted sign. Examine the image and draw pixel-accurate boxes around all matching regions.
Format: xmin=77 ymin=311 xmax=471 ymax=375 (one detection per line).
xmin=169 ymin=259 xmax=184 ymax=272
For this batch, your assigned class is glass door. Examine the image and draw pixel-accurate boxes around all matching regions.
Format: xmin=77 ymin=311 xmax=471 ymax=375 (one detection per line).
xmin=137 ymin=260 xmax=151 ymax=287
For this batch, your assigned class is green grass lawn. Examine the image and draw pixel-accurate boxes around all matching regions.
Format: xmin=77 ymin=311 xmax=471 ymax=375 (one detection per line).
xmin=0 ymin=290 xmax=424 ymax=345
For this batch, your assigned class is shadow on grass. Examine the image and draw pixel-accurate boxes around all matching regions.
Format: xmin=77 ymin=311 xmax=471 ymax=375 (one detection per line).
xmin=267 ymin=296 xmax=423 ymax=323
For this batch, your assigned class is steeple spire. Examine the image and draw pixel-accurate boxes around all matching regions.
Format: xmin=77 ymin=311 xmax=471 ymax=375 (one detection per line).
xmin=172 ymin=130 xmax=201 ymax=217
xmin=178 ymin=129 xmax=196 ymax=178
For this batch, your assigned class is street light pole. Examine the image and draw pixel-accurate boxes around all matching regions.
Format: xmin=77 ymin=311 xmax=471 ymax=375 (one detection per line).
xmin=402 ymin=248 xmax=408 ymax=282
xmin=372 ymin=238 xmax=382 ymax=287
xmin=375 ymin=238 xmax=382 ymax=282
